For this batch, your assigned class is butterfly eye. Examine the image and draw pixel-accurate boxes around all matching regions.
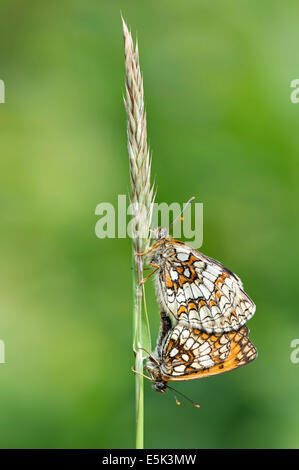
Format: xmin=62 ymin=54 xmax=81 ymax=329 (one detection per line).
xmin=156 ymin=227 xmax=168 ymax=239
xmin=153 ymin=382 xmax=166 ymax=393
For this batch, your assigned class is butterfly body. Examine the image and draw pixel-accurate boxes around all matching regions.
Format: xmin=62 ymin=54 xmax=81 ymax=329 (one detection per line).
xmin=146 ymin=233 xmax=256 ymax=334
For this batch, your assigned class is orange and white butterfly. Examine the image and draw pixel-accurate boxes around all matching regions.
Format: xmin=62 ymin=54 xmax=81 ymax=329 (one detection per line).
xmin=145 ymin=311 xmax=257 ymax=401
xmin=138 ymin=228 xmax=256 ymax=334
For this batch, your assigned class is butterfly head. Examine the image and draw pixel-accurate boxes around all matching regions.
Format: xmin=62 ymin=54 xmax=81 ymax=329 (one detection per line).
xmin=152 ymin=381 xmax=167 ymax=393
xmin=151 ymin=227 xmax=169 ymax=241
xmin=146 ymin=228 xmax=170 ymax=265
xmin=145 ymin=357 xmax=167 ymax=393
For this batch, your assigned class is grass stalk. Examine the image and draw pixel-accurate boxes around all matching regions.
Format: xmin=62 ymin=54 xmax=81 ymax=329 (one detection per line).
xmin=122 ymin=17 xmax=154 ymax=449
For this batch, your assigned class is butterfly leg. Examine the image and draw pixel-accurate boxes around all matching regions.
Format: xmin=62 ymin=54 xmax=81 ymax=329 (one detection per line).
xmin=139 ymin=264 xmax=160 ymax=285
xmin=135 ymin=241 xmax=163 ymax=257
xmin=131 ymin=367 xmax=153 ymax=381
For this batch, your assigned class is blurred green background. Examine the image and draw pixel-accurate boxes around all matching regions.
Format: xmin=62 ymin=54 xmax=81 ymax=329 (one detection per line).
xmin=0 ymin=0 xmax=298 ymax=449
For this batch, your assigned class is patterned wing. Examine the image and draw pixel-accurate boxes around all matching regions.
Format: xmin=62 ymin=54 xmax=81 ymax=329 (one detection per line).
xmin=158 ymin=241 xmax=255 ymax=333
xmin=160 ymin=323 xmax=256 ymax=381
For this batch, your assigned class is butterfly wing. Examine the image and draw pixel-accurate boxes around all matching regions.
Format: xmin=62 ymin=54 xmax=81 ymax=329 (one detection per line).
xmin=157 ymin=240 xmax=255 ymax=333
xmin=159 ymin=323 xmax=256 ymax=382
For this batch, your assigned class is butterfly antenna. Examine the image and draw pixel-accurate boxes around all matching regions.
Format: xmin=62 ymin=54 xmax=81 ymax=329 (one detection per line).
xmin=167 ymin=387 xmax=181 ymax=406
xmin=167 ymin=385 xmax=200 ymax=408
xmin=168 ymin=196 xmax=195 ymax=230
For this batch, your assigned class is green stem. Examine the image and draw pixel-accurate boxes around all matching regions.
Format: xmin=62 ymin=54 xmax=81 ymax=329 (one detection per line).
xmin=133 ymin=252 xmax=145 ymax=449
xmin=135 ymin=351 xmax=144 ymax=449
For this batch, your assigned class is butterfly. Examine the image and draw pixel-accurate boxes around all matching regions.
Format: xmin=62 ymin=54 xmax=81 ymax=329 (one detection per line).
xmin=145 ymin=311 xmax=257 ymax=403
xmin=138 ymin=228 xmax=256 ymax=334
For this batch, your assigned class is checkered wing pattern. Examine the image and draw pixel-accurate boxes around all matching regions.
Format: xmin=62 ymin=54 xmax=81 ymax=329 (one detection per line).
xmin=160 ymin=323 xmax=257 ymax=381
xmin=155 ymin=240 xmax=255 ymax=333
